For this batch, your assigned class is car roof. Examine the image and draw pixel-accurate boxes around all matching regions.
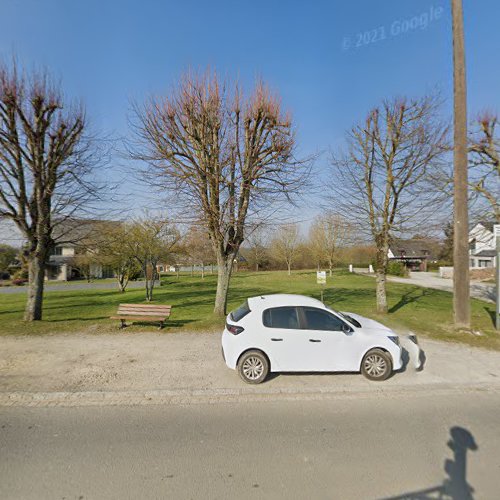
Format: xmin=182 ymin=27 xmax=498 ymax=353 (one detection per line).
xmin=247 ymin=294 xmax=326 ymax=311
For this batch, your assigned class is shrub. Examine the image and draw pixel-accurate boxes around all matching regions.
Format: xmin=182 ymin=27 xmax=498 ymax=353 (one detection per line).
xmin=387 ymin=261 xmax=409 ymax=277
xmin=11 ymin=278 xmax=28 ymax=286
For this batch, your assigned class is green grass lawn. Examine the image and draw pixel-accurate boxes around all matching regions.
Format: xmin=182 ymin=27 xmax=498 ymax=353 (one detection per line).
xmin=0 ymin=270 xmax=498 ymax=349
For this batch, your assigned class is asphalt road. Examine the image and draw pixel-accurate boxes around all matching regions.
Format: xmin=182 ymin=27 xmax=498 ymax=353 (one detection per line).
xmin=1 ymin=392 xmax=499 ymax=499
xmin=0 ymin=280 xmax=156 ymax=294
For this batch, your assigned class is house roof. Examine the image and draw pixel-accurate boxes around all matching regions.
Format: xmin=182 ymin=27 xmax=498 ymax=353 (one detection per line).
xmin=474 ymin=249 xmax=496 ymax=258
xmin=476 ymin=221 xmax=495 ymax=232
xmin=52 ymin=218 xmax=117 ymax=247
xmin=388 ymin=238 xmax=439 ymax=260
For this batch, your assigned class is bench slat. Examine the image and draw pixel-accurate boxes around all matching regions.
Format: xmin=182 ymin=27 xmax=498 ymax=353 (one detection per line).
xmin=117 ymin=307 xmax=171 ymax=313
xmin=119 ymin=304 xmax=172 ymax=310
xmin=116 ymin=311 xmax=170 ymax=317
xmin=110 ymin=315 xmax=170 ymax=321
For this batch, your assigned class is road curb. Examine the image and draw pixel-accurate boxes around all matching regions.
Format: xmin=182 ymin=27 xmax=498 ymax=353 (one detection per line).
xmin=1 ymin=382 xmax=499 ymax=408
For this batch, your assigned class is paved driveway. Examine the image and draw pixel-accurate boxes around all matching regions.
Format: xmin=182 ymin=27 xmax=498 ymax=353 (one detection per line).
xmin=354 ymin=270 xmax=496 ymax=302
xmin=388 ymin=271 xmax=496 ymax=302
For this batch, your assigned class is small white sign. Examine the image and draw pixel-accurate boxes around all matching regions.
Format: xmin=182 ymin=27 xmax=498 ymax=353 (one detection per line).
xmin=317 ymin=271 xmax=327 ymax=285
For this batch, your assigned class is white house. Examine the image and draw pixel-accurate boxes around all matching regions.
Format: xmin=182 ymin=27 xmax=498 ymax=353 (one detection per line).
xmin=469 ymin=222 xmax=497 ymax=268
xmin=45 ymin=219 xmax=114 ymax=281
xmin=46 ymin=243 xmax=110 ymax=281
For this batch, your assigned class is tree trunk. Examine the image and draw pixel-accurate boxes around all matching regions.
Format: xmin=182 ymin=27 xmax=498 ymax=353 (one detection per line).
xmin=451 ymin=0 xmax=470 ymax=328
xmin=201 ymin=264 xmax=205 ymax=279
xmin=375 ymin=271 xmax=388 ymax=314
xmin=214 ymin=254 xmax=234 ymax=317
xmin=191 ymin=265 xmax=194 ymax=277
xmin=24 ymin=255 xmax=46 ymax=321
xmin=117 ymin=272 xmax=128 ymax=292
xmin=287 ymin=263 xmax=291 ymax=276
xmin=255 ymin=262 xmax=259 ymax=272
xmin=375 ymin=245 xmax=389 ymax=314
xmin=144 ymin=263 xmax=155 ymax=302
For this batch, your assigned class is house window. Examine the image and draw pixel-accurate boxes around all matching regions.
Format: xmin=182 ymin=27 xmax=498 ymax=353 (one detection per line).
xmin=51 ymin=246 xmax=63 ymax=256
xmin=469 ymin=239 xmax=476 ymax=251
xmin=478 ymin=260 xmax=492 ymax=268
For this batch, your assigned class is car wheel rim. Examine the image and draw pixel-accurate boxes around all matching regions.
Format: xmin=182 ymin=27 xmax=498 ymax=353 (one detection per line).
xmin=242 ymin=356 xmax=264 ymax=380
xmin=364 ymin=354 xmax=387 ymax=377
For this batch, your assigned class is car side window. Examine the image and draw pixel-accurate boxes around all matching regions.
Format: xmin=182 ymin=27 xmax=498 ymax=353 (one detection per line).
xmin=262 ymin=307 xmax=300 ymax=329
xmin=302 ymin=307 xmax=346 ymax=331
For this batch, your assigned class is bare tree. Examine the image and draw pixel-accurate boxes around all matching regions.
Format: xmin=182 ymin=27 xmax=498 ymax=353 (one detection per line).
xmin=0 ymin=62 xmax=104 ymax=320
xmin=98 ymin=225 xmax=140 ymax=292
xmin=125 ymin=218 xmax=179 ymax=301
xmin=245 ymin=226 xmax=269 ymax=272
xmin=0 ymin=243 xmax=17 ymax=275
xmin=309 ymin=213 xmax=351 ymax=276
xmin=183 ymin=224 xmax=215 ymax=279
xmin=469 ymin=114 xmax=500 ymax=222
xmin=130 ymin=71 xmax=308 ymax=315
xmin=330 ymin=96 xmax=448 ymax=313
xmin=272 ymin=224 xmax=300 ymax=276
xmin=451 ymin=0 xmax=470 ymax=328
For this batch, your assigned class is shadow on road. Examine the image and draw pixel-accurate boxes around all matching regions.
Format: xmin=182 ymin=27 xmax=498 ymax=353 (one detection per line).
xmin=381 ymin=426 xmax=478 ymax=500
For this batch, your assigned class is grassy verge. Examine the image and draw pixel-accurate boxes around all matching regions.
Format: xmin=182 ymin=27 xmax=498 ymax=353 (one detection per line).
xmin=0 ymin=270 xmax=497 ymax=349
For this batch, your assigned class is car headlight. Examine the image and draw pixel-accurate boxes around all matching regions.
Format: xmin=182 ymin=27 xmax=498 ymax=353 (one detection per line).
xmin=408 ymin=334 xmax=419 ymax=345
xmin=388 ymin=336 xmax=400 ymax=347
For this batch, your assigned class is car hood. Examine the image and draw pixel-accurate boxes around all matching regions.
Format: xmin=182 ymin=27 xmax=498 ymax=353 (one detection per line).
xmin=342 ymin=312 xmax=395 ymax=335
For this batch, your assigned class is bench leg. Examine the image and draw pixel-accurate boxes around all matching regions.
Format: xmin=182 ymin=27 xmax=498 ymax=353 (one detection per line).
xmin=158 ymin=321 xmax=164 ymax=330
xmin=120 ymin=319 xmax=126 ymax=329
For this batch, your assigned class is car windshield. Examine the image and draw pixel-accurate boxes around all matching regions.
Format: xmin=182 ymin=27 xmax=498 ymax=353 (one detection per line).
xmin=326 ymin=307 xmax=362 ymax=328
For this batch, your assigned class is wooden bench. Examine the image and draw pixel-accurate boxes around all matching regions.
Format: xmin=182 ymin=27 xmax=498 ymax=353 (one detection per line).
xmin=110 ymin=304 xmax=172 ymax=330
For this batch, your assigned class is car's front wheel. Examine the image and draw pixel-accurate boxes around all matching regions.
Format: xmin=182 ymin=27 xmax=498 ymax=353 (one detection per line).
xmin=237 ymin=350 xmax=269 ymax=384
xmin=361 ymin=349 xmax=392 ymax=381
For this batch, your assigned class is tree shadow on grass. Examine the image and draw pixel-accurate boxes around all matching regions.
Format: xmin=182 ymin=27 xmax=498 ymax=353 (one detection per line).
xmin=381 ymin=426 xmax=478 ymax=499
xmin=483 ymin=306 xmax=497 ymax=328
xmin=322 ymin=287 xmax=374 ymax=306
xmin=388 ymin=288 xmax=433 ymax=314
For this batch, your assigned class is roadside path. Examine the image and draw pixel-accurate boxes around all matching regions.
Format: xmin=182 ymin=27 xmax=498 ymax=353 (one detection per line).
xmin=1 ymin=331 xmax=499 ymax=407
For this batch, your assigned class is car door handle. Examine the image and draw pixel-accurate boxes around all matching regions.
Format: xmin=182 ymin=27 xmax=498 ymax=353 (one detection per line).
xmin=271 ymin=338 xmax=283 ymax=342
xmin=309 ymin=339 xmax=321 ymax=343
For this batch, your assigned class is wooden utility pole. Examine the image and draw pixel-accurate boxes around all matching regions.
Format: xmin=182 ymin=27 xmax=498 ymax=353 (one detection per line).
xmin=451 ymin=0 xmax=470 ymax=328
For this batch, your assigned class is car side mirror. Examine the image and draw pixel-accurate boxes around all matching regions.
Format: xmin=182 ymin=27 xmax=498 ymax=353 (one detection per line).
xmin=342 ymin=323 xmax=353 ymax=335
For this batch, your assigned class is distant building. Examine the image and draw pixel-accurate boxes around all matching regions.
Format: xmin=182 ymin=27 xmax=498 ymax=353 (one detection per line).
xmin=469 ymin=222 xmax=497 ymax=269
xmin=46 ymin=219 xmax=114 ymax=281
xmin=388 ymin=238 xmax=439 ymax=272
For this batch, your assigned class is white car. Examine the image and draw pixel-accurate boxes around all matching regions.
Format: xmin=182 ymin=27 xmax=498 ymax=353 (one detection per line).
xmin=222 ymin=294 xmax=414 ymax=384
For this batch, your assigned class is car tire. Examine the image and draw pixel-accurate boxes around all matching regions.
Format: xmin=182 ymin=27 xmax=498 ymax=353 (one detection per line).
xmin=237 ymin=350 xmax=269 ymax=384
xmin=361 ymin=349 xmax=392 ymax=381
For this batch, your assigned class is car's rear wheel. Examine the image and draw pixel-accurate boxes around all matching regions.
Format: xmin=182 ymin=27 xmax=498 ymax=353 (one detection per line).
xmin=237 ymin=350 xmax=269 ymax=384
xmin=361 ymin=349 xmax=392 ymax=381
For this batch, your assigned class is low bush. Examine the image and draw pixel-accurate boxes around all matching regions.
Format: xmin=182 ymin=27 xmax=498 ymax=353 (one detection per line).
xmin=11 ymin=278 xmax=28 ymax=286
xmin=387 ymin=261 xmax=409 ymax=277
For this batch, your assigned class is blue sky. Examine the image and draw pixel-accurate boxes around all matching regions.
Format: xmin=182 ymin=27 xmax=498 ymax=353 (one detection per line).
xmin=1 ymin=0 xmax=499 ymax=237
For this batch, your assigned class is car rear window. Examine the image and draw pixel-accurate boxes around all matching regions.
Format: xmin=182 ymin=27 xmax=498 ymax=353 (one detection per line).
xmin=230 ymin=300 xmax=251 ymax=322
xmin=262 ymin=307 xmax=300 ymax=329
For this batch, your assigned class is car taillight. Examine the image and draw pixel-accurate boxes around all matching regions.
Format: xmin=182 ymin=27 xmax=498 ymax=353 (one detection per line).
xmin=226 ymin=323 xmax=244 ymax=335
